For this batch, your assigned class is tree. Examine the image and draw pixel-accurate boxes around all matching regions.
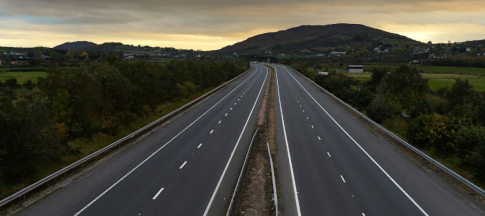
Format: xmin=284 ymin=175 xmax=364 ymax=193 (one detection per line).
xmin=377 ymin=65 xmax=429 ymax=108
xmin=367 ymin=67 xmax=388 ymax=91
xmin=0 ymin=88 xmax=71 ymax=181
xmin=447 ymin=79 xmax=474 ymax=107
xmin=410 ymin=97 xmax=433 ymax=119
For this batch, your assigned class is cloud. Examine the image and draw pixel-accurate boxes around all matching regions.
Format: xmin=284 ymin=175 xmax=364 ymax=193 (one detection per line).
xmin=0 ymin=0 xmax=484 ymax=49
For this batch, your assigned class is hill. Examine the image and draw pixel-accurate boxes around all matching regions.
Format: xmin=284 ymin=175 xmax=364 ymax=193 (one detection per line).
xmin=219 ymin=23 xmax=420 ymax=55
xmin=53 ymin=41 xmax=97 ymax=50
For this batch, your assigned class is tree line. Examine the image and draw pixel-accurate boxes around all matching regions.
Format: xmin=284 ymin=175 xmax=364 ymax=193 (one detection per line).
xmin=0 ymin=57 xmax=249 ymax=182
xmin=292 ymin=63 xmax=485 ymax=180
xmin=432 ymin=56 xmax=485 ymax=68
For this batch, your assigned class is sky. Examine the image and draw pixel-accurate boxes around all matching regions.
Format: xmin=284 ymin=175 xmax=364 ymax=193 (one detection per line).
xmin=0 ymin=0 xmax=484 ymax=50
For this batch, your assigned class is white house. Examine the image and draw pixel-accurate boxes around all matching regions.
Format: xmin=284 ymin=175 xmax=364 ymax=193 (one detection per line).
xmin=409 ymin=60 xmax=419 ymax=63
xmin=316 ymin=53 xmax=324 ymax=57
xmin=2 ymin=52 xmax=7 ymax=55
xmin=330 ymin=51 xmax=346 ymax=55
xmin=318 ymin=71 xmax=328 ymax=75
xmin=466 ymin=47 xmax=471 ymax=52
xmin=279 ymin=53 xmax=285 ymax=56
xmin=347 ymin=65 xmax=363 ymax=73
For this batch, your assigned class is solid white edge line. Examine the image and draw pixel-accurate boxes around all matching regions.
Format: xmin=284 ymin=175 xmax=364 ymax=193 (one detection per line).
xmin=341 ymin=175 xmax=346 ymax=183
xmin=283 ymin=66 xmax=429 ymax=216
xmin=218 ymin=120 xmax=221 ymax=124
xmin=198 ymin=143 xmax=202 ymax=148
xmin=225 ymin=113 xmax=228 ymax=116
xmin=274 ymin=66 xmax=302 ymax=216
xmin=318 ymin=136 xmax=321 ymax=140
xmin=152 ymin=187 xmax=164 ymax=200
xmin=73 ymin=67 xmax=260 ymax=216
xmin=179 ymin=161 xmax=187 ymax=169
xmin=210 ymin=130 xmax=214 ymax=134
xmin=203 ymin=66 xmax=268 ymax=216
xmin=327 ymin=152 xmax=331 ymax=157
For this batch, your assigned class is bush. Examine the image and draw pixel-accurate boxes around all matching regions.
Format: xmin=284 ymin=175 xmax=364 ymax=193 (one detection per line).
xmin=410 ymin=97 xmax=433 ymax=119
xmin=352 ymin=87 xmax=374 ymax=111
xmin=366 ymin=96 xmax=400 ymax=123
xmin=428 ymin=95 xmax=451 ymax=115
xmin=5 ymin=78 xmax=18 ymax=88
xmin=476 ymin=100 xmax=485 ymax=126
xmin=23 ymin=80 xmax=33 ymax=90
xmin=407 ymin=113 xmax=468 ymax=157
xmin=455 ymin=125 xmax=485 ymax=180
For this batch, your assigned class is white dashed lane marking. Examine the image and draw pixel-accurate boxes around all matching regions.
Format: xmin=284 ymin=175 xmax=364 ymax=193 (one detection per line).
xmin=152 ymin=187 xmax=164 ymax=200
xmin=179 ymin=161 xmax=187 ymax=169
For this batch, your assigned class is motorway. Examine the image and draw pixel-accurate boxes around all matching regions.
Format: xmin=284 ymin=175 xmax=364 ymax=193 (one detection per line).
xmin=271 ymin=63 xmax=483 ymax=215
xmin=19 ymin=64 xmax=268 ymax=216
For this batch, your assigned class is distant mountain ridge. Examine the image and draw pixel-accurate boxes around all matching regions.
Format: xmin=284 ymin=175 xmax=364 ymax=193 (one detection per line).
xmin=219 ymin=23 xmax=419 ymax=54
xmin=53 ymin=41 xmax=97 ymax=50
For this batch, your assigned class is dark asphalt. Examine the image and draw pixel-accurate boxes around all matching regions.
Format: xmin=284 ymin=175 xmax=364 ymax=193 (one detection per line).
xmin=271 ymin=63 xmax=483 ymax=216
xmin=19 ymin=64 xmax=268 ymax=216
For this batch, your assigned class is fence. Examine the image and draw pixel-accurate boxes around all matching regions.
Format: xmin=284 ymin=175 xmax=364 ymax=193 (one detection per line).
xmin=226 ymin=128 xmax=259 ymax=216
xmin=278 ymin=63 xmax=485 ymax=197
xmin=0 ymin=67 xmax=253 ymax=209
xmin=263 ymin=66 xmax=278 ymax=216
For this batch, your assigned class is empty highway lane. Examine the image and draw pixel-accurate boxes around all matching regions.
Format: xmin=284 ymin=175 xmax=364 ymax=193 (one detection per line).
xmin=272 ymin=64 xmax=482 ymax=216
xmin=19 ymin=64 xmax=268 ymax=216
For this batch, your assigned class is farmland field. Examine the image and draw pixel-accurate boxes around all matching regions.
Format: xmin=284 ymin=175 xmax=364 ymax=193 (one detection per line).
xmin=0 ymin=72 xmax=47 ymax=84
xmin=347 ymin=72 xmax=485 ymax=91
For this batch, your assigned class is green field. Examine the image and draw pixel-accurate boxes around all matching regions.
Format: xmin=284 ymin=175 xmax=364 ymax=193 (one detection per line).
xmin=347 ymin=73 xmax=485 ymax=91
xmin=0 ymin=72 xmax=47 ymax=84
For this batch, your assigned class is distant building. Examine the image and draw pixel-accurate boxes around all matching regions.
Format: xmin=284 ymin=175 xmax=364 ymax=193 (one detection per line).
xmin=279 ymin=53 xmax=285 ymax=56
xmin=316 ymin=53 xmax=324 ymax=57
xmin=347 ymin=65 xmax=363 ymax=73
xmin=330 ymin=51 xmax=346 ymax=55
xmin=466 ymin=47 xmax=471 ymax=52
xmin=11 ymin=61 xmax=17 ymax=65
xmin=318 ymin=71 xmax=328 ymax=75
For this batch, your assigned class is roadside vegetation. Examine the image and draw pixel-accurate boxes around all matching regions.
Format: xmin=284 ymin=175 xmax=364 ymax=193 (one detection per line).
xmin=292 ymin=63 xmax=485 ymax=185
xmin=0 ymin=56 xmax=249 ymax=199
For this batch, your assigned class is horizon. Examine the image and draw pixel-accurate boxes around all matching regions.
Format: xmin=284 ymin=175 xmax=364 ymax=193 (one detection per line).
xmin=1 ymin=0 xmax=484 ymax=50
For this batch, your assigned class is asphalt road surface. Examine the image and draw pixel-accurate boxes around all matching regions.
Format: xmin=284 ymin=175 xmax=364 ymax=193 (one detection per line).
xmin=19 ymin=64 xmax=268 ymax=216
xmin=271 ymin=63 xmax=483 ymax=216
